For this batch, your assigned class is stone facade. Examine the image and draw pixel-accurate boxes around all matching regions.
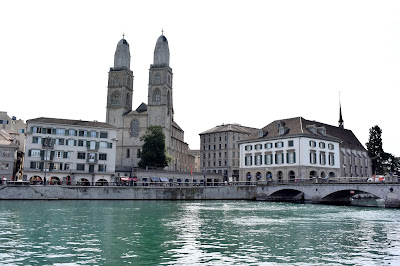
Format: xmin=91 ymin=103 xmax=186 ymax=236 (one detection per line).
xmin=200 ymin=124 xmax=259 ymax=181
xmin=0 ymin=130 xmax=19 ymax=180
xmin=106 ymin=34 xmax=193 ymax=173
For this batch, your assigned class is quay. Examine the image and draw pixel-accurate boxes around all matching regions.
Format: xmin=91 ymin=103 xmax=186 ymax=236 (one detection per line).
xmin=1 ymin=180 xmax=400 ymax=207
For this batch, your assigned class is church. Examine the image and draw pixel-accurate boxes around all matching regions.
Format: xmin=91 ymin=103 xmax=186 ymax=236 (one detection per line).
xmin=106 ymin=33 xmax=193 ymax=173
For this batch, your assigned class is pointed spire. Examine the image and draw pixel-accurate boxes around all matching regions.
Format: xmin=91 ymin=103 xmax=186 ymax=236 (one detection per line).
xmin=339 ymin=92 xmax=344 ymax=129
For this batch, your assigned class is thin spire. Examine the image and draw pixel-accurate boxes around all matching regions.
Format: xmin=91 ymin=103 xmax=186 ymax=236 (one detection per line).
xmin=161 ymin=29 xmax=164 ymax=36
xmin=123 ymin=32 xmax=125 ymax=39
xmin=339 ymin=91 xmax=344 ymax=129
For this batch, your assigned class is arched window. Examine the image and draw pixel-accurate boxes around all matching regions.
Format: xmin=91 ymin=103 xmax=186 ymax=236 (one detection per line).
xmin=277 ymin=171 xmax=283 ymax=183
xmin=152 ymin=88 xmax=161 ymax=105
xmin=130 ymin=120 xmax=139 ymax=138
xmin=289 ymin=171 xmax=295 ymax=182
xmin=114 ymin=75 xmax=119 ymax=86
xmin=167 ymin=91 xmax=171 ymax=107
xmin=155 ymin=73 xmax=161 ymax=84
xmin=111 ymin=91 xmax=120 ymax=105
xmin=126 ymin=93 xmax=130 ymax=106
xmin=266 ymin=171 xmax=272 ymax=180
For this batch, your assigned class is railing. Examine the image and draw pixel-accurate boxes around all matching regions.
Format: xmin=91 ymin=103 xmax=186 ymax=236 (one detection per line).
xmin=1 ymin=180 xmax=258 ymax=187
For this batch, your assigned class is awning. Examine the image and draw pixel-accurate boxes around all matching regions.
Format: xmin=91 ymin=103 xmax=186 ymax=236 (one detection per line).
xmin=160 ymin=177 xmax=169 ymax=182
xmin=150 ymin=177 xmax=160 ymax=182
xmin=132 ymin=177 xmax=138 ymax=181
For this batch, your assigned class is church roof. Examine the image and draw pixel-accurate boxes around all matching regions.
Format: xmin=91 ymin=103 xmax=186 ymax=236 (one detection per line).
xmin=241 ymin=117 xmax=366 ymax=152
xmin=200 ymin=124 xmax=259 ymax=135
xmin=136 ymin=102 xmax=148 ymax=113
xmin=172 ymin=120 xmax=183 ymax=131
xmin=27 ymin=117 xmax=115 ymax=129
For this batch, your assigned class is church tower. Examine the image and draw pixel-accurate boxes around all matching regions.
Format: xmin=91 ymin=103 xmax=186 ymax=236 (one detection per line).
xmin=147 ymin=32 xmax=174 ymax=147
xmin=106 ymin=36 xmax=134 ymax=128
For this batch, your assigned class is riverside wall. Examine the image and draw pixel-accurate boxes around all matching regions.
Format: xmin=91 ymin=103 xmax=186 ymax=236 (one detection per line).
xmin=0 ymin=185 xmax=257 ymax=200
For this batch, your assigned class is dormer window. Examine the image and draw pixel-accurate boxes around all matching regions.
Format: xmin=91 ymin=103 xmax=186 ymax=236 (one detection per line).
xmin=258 ymin=130 xmax=264 ymax=138
xmin=317 ymin=126 xmax=326 ymax=136
xmin=306 ymin=125 xmax=317 ymax=134
xmin=279 ymin=127 xmax=286 ymax=135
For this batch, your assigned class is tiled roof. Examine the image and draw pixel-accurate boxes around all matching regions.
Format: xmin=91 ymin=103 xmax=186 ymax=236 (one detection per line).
xmin=0 ymin=129 xmax=18 ymax=147
xmin=241 ymin=117 xmax=366 ymax=152
xmin=199 ymin=124 xmax=259 ymax=135
xmin=27 ymin=117 xmax=115 ymax=129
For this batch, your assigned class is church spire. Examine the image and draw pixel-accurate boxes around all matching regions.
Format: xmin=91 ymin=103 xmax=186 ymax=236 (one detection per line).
xmin=339 ymin=93 xmax=344 ymax=129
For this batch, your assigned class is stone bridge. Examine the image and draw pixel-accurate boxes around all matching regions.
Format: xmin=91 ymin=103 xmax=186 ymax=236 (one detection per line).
xmin=256 ymin=183 xmax=400 ymax=207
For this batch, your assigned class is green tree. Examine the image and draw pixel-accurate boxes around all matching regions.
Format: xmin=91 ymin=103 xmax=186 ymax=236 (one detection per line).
xmin=366 ymin=125 xmax=385 ymax=175
xmin=138 ymin=126 xmax=171 ymax=169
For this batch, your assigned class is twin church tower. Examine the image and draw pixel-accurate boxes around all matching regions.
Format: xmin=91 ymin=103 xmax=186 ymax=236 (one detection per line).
xmin=106 ymin=33 xmax=192 ymax=173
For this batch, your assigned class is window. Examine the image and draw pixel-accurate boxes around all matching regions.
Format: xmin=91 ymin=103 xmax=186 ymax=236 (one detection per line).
xmin=287 ymin=152 xmax=296 ymax=164
xmin=320 ymin=152 xmax=326 ymax=165
xmin=328 ymin=143 xmax=334 ymax=150
xmin=67 ymin=139 xmax=75 ymax=146
xmin=265 ymin=143 xmax=272 ymax=149
xmin=77 ymin=152 xmax=86 ymax=159
xmin=30 ymin=149 xmax=41 ymax=157
xmin=18 ymin=129 xmax=25 ymax=133
xmin=53 ymin=163 xmax=62 ymax=170
xmin=64 ymin=163 xmax=70 ymax=170
xmin=288 ymin=140 xmax=294 ymax=147
xmin=55 ymin=151 xmax=63 ymax=158
xmin=255 ymin=154 xmax=262 ymax=166
xmin=153 ymin=88 xmax=161 ymax=105
xmin=111 ymin=91 xmax=120 ymax=105
xmin=255 ymin=144 xmax=262 ymax=150
xmin=77 ymin=164 xmax=85 ymax=171
xmin=329 ymin=154 xmax=335 ymax=166
xmin=265 ymin=154 xmax=273 ymax=165
xmin=56 ymin=129 xmax=65 ymax=135
xmin=69 ymin=129 xmax=76 ymax=136
xmin=310 ymin=151 xmax=317 ymax=164
xmin=309 ymin=140 xmax=316 ymax=147
xmin=100 ymin=132 xmax=108 ymax=139
xmin=99 ymin=153 xmax=107 ymax=160
xmin=245 ymin=145 xmax=252 ymax=151
xmin=275 ymin=142 xmax=284 ymax=148
xmin=98 ymin=164 xmax=107 ymax=172
xmin=319 ymin=142 xmax=325 ymax=149
xmin=155 ymin=73 xmax=161 ymax=84
xmin=1 ymin=163 xmax=9 ymax=170
xmin=2 ymin=149 xmax=11 ymax=157
xmin=90 ymin=131 xmax=98 ymax=138
xmin=245 ymin=155 xmax=252 ymax=166
xmin=79 ymin=130 xmax=87 ymax=137
xmin=276 ymin=153 xmax=284 ymax=164
xmin=56 ymin=138 xmax=65 ymax=145
xmin=32 ymin=137 xmax=41 ymax=144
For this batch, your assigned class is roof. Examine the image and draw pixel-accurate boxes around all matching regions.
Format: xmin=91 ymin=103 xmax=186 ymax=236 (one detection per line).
xmin=172 ymin=120 xmax=183 ymax=131
xmin=241 ymin=117 xmax=366 ymax=151
xmin=199 ymin=124 xmax=259 ymax=135
xmin=0 ymin=129 xmax=18 ymax=147
xmin=27 ymin=117 xmax=115 ymax=129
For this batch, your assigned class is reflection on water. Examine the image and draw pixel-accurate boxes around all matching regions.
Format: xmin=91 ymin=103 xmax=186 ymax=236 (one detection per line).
xmin=0 ymin=201 xmax=399 ymax=265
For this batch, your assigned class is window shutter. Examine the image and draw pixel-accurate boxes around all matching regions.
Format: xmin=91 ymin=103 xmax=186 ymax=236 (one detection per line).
xmin=286 ymin=153 xmax=289 ymax=163
xmin=39 ymin=162 xmax=44 ymax=170
xmin=275 ymin=154 xmax=277 ymax=164
xmin=63 ymin=152 xmax=68 ymax=159
xmin=50 ymin=151 xmax=55 ymax=160
xmin=250 ymin=156 xmax=253 ymax=165
xmin=282 ymin=154 xmax=284 ymax=164
xmin=30 ymin=162 xmax=35 ymax=168
xmin=294 ymin=152 xmax=296 ymax=163
xmin=28 ymin=150 xmax=31 ymax=157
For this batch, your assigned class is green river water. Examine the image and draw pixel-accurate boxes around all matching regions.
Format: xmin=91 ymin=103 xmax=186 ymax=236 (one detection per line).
xmin=0 ymin=200 xmax=399 ymax=265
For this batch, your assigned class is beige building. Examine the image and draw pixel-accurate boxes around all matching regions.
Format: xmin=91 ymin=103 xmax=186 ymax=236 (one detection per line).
xmin=23 ymin=118 xmax=117 ymax=185
xmin=0 ymin=129 xmax=19 ymax=181
xmin=199 ymin=124 xmax=259 ymax=181
xmin=188 ymin=149 xmax=200 ymax=173
xmin=106 ymin=33 xmax=193 ymax=174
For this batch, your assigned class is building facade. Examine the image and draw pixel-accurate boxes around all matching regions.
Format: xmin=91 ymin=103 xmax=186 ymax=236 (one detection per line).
xmin=200 ymin=124 xmax=259 ymax=181
xmin=23 ymin=118 xmax=117 ymax=185
xmin=106 ymin=34 xmax=193 ymax=173
xmin=0 ymin=130 xmax=19 ymax=180
xmin=238 ymin=117 xmax=372 ymax=182
xmin=188 ymin=149 xmax=200 ymax=173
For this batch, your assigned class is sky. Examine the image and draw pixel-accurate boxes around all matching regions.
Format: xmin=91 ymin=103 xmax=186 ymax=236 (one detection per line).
xmin=1 ymin=0 xmax=400 ymax=155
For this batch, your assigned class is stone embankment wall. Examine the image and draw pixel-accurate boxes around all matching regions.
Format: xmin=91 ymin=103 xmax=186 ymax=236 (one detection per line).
xmin=0 ymin=186 xmax=257 ymax=200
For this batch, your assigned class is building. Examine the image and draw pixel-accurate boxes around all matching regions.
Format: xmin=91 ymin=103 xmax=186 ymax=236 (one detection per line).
xmin=106 ymin=33 xmax=193 ymax=174
xmin=188 ymin=149 xmax=200 ymax=173
xmin=238 ymin=116 xmax=372 ymax=182
xmin=23 ymin=118 xmax=117 ymax=185
xmin=0 ymin=129 xmax=19 ymax=181
xmin=0 ymin=111 xmax=26 ymax=179
xmin=199 ymin=124 xmax=259 ymax=181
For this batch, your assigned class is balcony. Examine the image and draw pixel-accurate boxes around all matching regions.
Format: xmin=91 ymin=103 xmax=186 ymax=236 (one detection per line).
xmin=42 ymin=137 xmax=55 ymax=149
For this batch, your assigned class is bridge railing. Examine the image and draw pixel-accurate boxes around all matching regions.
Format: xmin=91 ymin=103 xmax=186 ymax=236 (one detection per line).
xmin=259 ymin=177 xmax=399 ymax=186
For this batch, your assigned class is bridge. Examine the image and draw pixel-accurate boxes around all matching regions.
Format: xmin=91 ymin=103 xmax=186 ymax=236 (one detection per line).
xmin=256 ymin=181 xmax=400 ymax=207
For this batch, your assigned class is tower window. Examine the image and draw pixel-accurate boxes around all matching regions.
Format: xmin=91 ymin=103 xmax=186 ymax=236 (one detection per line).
xmin=153 ymin=88 xmax=161 ymax=105
xmin=111 ymin=91 xmax=120 ymax=105
xmin=130 ymin=120 xmax=139 ymax=138
xmin=155 ymin=73 xmax=161 ymax=84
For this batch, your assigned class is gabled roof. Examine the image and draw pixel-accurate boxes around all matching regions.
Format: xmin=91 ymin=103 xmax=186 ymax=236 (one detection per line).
xmin=172 ymin=120 xmax=183 ymax=132
xmin=200 ymin=124 xmax=259 ymax=135
xmin=27 ymin=117 xmax=115 ymax=129
xmin=0 ymin=129 xmax=18 ymax=147
xmin=136 ymin=102 xmax=148 ymax=113
xmin=241 ymin=117 xmax=366 ymax=152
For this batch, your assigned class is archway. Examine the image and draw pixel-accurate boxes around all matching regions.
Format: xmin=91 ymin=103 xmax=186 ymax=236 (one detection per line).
xmin=266 ymin=171 xmax=272 ymax=180
xmin=77 ymin=178 xmax=90 ymax=186
xmin=246 ymin=172 xmax=252 ymax=183
xmin=329 ymin=172 xmax=336 ymax=177
xmin=50 ymin=176 xmax=61 ymax=185
xmin=309 ymin=171 xmax=317 ymax=180
xmin=256 ymin=172 xmax=262 ymax=180
xmin=321 ymin=172 xmax=326 ymax=178
xmin=30 ymin=175 xmax=42 ymax=185
xmin=95 ymin=179 xmax=109 ymax=186
xmin=288 ymin=171 xmax=295 ymax=182
xmin=277 ymin=171 xmax=283 ymax=183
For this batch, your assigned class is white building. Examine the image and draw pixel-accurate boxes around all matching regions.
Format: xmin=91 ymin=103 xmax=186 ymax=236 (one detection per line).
xmin=23 ymin=118 xmax=117 ymax=185
xmin=238 ymin=117 xmax=372 ymax=182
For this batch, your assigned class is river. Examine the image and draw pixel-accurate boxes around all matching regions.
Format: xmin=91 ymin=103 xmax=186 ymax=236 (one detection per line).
xmin=0 ymin=200 xmax=399 ymax=265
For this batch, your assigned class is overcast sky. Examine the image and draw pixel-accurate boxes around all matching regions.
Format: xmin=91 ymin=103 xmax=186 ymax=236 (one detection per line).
xmin=1 ymin=0 xmax=399 ymax=155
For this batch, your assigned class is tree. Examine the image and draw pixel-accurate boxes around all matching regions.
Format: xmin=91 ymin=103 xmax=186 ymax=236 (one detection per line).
xmin=366 ymin=125 xmax=385 ymax=175
xmin=138 ymin=126 xmax=171 ymax=169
